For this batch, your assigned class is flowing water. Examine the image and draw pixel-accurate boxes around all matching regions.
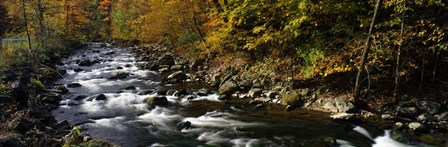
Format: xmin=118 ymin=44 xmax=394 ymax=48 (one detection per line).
xmin=52 ymin=43 xmax=442 ymax=147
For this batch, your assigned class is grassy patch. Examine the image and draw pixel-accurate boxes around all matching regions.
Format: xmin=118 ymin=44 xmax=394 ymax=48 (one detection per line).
xmin=282 ymin=91 xmax=301 ymax=106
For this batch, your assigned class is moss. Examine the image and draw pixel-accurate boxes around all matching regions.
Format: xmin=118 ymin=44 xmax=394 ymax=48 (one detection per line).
xmin=30 ymin=78 xmax=45 ymax=91
xmin=282 ymin=92 xmax=301 ymax=106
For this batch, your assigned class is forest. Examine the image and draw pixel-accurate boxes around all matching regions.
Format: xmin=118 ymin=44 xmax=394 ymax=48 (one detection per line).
xmin=1 ymin=0 xmax=447 ymax=90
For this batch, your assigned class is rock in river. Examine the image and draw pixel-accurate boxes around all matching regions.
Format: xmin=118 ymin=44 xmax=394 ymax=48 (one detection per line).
xmin=248 ymin=88 xmax=263 ymax=98
xmin=158 ymin=54 xmax=175 ymax=66
xmin=167 ymin=71 xmax=187 ymax=83
xmin=415 ymin=100 xmax=441 ymax=115
xmin=67 ymin=83 xmax=82 ymax=88
xmin=177 ymin=121 xmax=192 ymax=130
xmin=95 ymin=94 xmax=107 ymax=101
xmin=322 ymin=96 xmax=355 ymax=113
xmin=408 ymin=122 xmax=425 ymax=131
xmin=109 ymin=72 xmax=129 ymax=80
xmin=144 ymin=96 xmax=169 ymax=107
xmin=78 ymin=59 xmax=95 ymax=66
xmin=218 ymin=80 xmax=238 ymax=95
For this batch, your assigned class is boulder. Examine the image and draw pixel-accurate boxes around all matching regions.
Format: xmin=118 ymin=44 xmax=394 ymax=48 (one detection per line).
xmin=41 ymin=97 xmax=60 ymax=105
xmin=167 ymin=71 xmax=187 ymax=83
xmin=138 ymin=89 xmax=154 ymax=95
xmin=184 ymin=95 xmax=196 ymax=101
xmin=248 ymin=88 xmax=263 ymax=98
xmin=381 ymin=114 xmax=395 ymax=120
xmin=67 ymin=83 xmax=82 ymax=88
xmin=54 ymin=85 xmax=69 ymax=94
xmin=9 ymin=118 xmax=34 ymax=134
xmin=238 ymin=80 xmax=252 ymax=91
xmin=174 ymin=89 xmax=188 ymax=97
xmin=435 ymin=112 xmax=448 ymax=121
xmin=158 ymin=54 xmax=175 ymax=66
xmin=417 ymin=113 xmax=434 ymax=122
xmin=74 ymin=68 xmax=83 ymax=72
xmin=397 ymin=107 xmax=418 ymax=117
xmin=95 ymin=94 xmax=107 ymax=101
xmin=149 ymin=63 xmax=159 ymax=71
xmin=330 ymin=113 xmax=356 ymax=120
xmin=390 ymin=129 xmax=411 ymax=144
xmin=408 ymin=122 xmax=425 ymax=131
xmin=210 ymin=74 xmax=221 ymax=87
xmin=78 ymin=59 xmax=95 ymax=66
xmin=125 ymin=64 xmax=132 ymax=67
xmin=190 ymin=59 xmax=204 ymax=69
xmin=171 ymin=65 xmax=183 ymax=70
xmin=58 ymin=69 xmax=67 ymax=75
xmin=144 ymin=96 xmax=169 ymax=107
xmin=74 ymin=95 xmax=88 ymax=100
xmin=177 ymin=121 xmax=192 ymax=130
xmin=255 ymin=104 xmax=265 ymax=109
xmin=116 ymin=67 xmax=124 ymax=69
xmin=286 ymin=105 xmax=294 ymax=111
xmin=197 ymin=88 xmax=210 ymax=96
xmin=109 ymin=72 xmax=129 ymax=80
xmin=266 ymin=91 xmax=279 ymax=99
xmin=322 ymin=96 xmax=355 ymax=113
xmin=218 ymin=80 xmax=238 ymax=95
xmin=254 ymin=97 xmax=270 ymax=103
xmin=11 ymin=75 xmax=30 ymax=107
xmin=124 ymin=86 xmax=136 ymax=90
xmin=218 ymin=95 xmax=228 ymax=100
xmin=53 ymin=120 xmax=70 ymax=130
xmin=415 ymin=100 xmax=441 ymax=115
xmin=159 ymin=68 xmax=169 ymax=73
xmin=0 ymin=136 xmax=25 ymax=147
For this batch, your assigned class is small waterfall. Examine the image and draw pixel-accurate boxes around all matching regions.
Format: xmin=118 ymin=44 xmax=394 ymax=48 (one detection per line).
xmin=353 ymin=126 xmax=374 ymax=140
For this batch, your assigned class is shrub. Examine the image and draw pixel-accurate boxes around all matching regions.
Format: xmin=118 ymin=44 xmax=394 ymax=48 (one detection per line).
xmin=30 ymin=78 xmax=45 ymax=91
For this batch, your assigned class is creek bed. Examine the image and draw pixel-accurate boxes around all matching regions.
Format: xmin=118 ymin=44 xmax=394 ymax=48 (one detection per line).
xmin=52 ymin=43 xmax=445 ymax=147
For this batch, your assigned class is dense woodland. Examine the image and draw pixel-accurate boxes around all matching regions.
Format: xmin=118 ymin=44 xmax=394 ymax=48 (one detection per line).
xmin=0 ymin=0 xmax=447 ymax=101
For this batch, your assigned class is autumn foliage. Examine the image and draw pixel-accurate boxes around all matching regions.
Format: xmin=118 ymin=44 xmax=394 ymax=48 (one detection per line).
xmin=1 ymin=0 xmax=447 ymax=88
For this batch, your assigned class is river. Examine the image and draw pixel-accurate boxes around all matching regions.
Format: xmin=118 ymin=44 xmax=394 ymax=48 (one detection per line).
xmin=52 ymin=43 xmax=439 ymax=147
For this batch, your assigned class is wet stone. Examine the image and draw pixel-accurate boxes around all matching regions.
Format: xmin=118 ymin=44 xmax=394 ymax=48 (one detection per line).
xmin=74 ymin=95 xmax=88 ymax=100
xmin=95 ymin=94 xmax=107 ymax=101
xmin=67 ymin=83 xmax=82 ymax=88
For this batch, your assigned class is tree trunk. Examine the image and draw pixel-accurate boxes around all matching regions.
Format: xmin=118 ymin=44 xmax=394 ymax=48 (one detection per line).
xmin=420 ymin=55 xmax=425 ymax=89
xmin=393 ymin=0 xmax=406 ymax=98
xmin=37 ymin=0 xmax=45 ymax=48
xmin=354 ymin=0 xmax=382 ymax=105
xmin=65 ymin=0 xmax=69 ymax=35
xmin=432 ymin=51 xmax=439 ymax=83
xmin=21 ymin=0 xmax=32 ymax=62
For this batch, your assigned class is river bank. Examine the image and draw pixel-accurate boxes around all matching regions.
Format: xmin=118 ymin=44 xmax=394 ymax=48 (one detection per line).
xmin=1 ymin=42 xmax=446 ymax=146
xmin=126 ymin=43 xmax=448 ymax=146
xmin=0 ymin=43 xmax=114 ymax=146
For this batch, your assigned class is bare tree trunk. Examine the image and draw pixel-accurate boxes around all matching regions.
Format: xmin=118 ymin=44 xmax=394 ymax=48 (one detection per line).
xmin=354 ymin=0 xmax=382 ymax=105
xmin=394 ymin=0 xmax=406 ymax=98
xmin=65 ymin=0 xmax=70 ymax=35
xmin=21 ymin=0 xmax=32 ymax=62
xmin=37 ymin=0 xmax=45 ymax=48
xmin=432 ymin=51 xmax=440 ymax=83
xmin=420 ymin=55 xmax=425 ymax=89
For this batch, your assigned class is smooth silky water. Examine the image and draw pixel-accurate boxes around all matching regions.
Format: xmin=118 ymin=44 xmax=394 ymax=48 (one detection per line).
xmin=52 ymin=43 xmax=444 ymax=147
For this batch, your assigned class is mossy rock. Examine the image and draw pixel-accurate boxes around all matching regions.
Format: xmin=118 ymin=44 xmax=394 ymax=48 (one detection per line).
xmin=144 ymin=96 xmax=168 ymax=107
